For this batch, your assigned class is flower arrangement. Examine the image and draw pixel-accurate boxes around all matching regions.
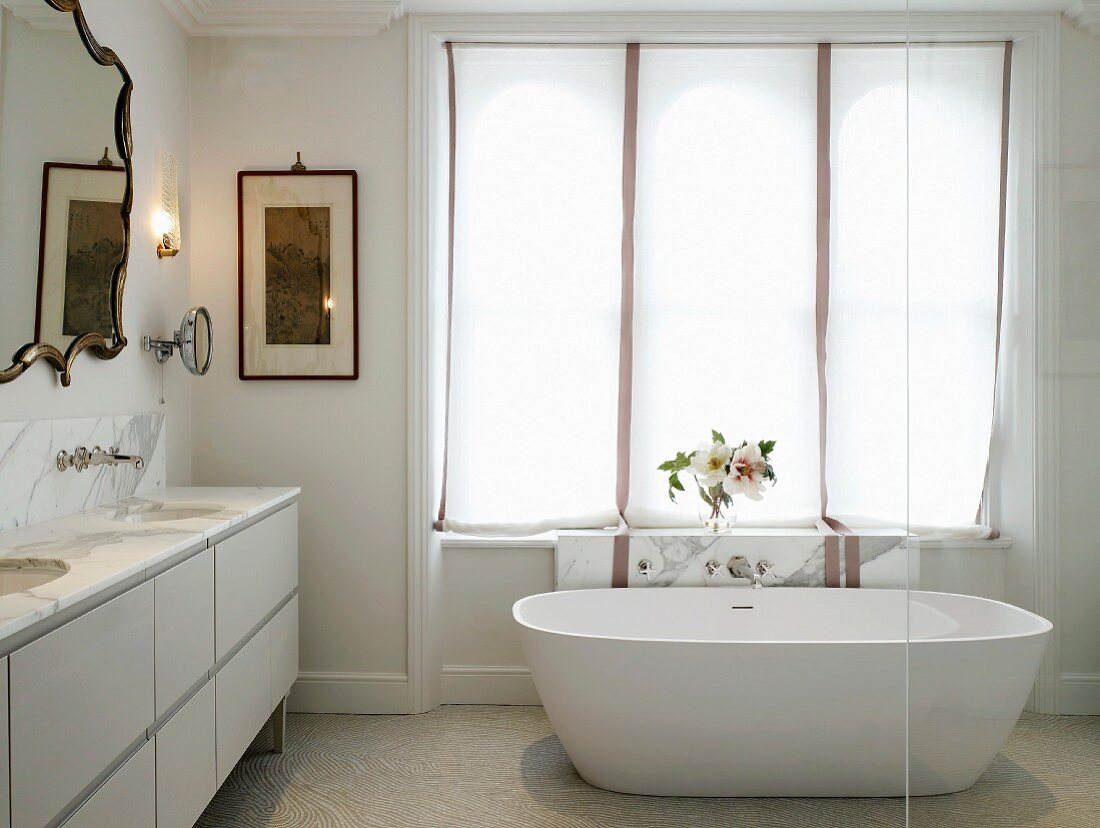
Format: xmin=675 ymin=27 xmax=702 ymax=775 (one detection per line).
xmin=659 ymin=430 xmax=777 ymax=531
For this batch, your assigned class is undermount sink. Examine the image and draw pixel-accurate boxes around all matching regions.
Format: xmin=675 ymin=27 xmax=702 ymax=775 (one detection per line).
xmin=114 ymin=504 xmax=222 ymax=524
xmin=0 ymin=558 xmax=70 ymax=596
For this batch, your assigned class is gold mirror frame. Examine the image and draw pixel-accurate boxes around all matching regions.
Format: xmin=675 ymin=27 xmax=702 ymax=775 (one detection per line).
xmin=0 ymin=0 xmax=133 ymax=387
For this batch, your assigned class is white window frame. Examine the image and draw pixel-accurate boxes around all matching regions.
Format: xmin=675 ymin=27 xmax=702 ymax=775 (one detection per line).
xmin=408 ymin=12 xmax=1061 ymax=714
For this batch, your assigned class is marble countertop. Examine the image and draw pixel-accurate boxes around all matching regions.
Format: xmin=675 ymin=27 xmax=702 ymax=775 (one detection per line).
xmin=0 ymin=486 xmax=300 ymax=644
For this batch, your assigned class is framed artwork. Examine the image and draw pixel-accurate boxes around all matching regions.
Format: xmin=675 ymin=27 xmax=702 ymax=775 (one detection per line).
xmin=237 ymin=169 xmax=359 ymax=380
xmin=35 ymin=162 xmax=127 ymax=345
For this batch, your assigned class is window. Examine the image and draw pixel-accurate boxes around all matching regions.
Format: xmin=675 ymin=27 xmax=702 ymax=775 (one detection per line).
xmin=437 ymin=42 xmax=1009 ymax=538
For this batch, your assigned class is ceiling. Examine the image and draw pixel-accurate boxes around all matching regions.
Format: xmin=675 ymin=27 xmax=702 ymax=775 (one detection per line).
xmin=60 ymin=0 xmax=1100 ymax=38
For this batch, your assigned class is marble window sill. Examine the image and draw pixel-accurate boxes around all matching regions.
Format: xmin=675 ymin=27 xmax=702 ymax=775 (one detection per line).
xmin=439 ymin=530 xmax=1012 ymax=552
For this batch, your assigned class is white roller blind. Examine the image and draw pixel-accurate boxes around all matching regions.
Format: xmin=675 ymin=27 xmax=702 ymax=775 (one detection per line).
xmin=443 ymin=46 xmax=625 ymax=534
xmin=440 ymin=42 xmax=1008 ymax=537
xmin=828 ymin=44 xmax=1005 ymax=533
xmin=627 ymin=46 xmax=821 ymax=528
xmin=826 ymin=46 xmax=910 ymax=527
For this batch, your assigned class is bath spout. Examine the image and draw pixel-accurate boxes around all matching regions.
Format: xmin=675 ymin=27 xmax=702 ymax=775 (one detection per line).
xmin=727 ymin=556 xmax=775 ymax=589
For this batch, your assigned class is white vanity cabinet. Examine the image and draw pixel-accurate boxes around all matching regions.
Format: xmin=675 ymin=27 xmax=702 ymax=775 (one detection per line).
xmin=155 ymin=681 xmax=216 ymax=828
xmin=0 ymin=657 xmax=9 ymax=828
xmin=215 ymin=503 xmax=298 ymax=661
xmin=216 ymin=624 xmax=272 ymax=785
xmin=271 ymin=594 xmax=299 ymax=703
xmin=9 ymin=582 xmax=154 ymax=828
xmin=61 ymin=741 xmax=155 ymax=828
xmin=154 ymin=547 xmax=215 ymax=719
xmin=0 ymin=498 xmax=298 ymax=828
xmin=213 ymin=505 xmax=300 ymax=784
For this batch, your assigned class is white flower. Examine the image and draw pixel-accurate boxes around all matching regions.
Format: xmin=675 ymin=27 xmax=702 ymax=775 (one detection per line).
xmin=690 ymin=442 xmax=732 ymax=488
xmin=722 ymin=442 xmax=768 ymax=501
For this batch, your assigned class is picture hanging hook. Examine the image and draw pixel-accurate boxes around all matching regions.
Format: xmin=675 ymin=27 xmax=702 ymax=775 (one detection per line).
xmin=291 ymin=151 xmax=307 ymax=172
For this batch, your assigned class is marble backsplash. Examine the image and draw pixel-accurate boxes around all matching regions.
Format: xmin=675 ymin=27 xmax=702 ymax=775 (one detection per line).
xmin=557 ymin=528 xmax=918 ymax=590
xmin=0 ymin=414 xmax=166 ymax=531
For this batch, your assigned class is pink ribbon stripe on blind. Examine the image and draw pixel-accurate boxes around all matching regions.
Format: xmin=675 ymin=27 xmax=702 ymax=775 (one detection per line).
xmin=612 ymin=43 xmax=641 ymax=589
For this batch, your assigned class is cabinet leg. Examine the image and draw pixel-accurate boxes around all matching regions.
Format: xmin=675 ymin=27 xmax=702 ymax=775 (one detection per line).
xmin=271 ymin=696 xmax=287 ymax=753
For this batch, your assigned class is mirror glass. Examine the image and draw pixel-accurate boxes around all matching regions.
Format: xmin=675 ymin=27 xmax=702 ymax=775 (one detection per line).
xmin=0 ymin=1 xmax=129 ymax=373
xmin=180 ymin=306 xmax=212 ymax=376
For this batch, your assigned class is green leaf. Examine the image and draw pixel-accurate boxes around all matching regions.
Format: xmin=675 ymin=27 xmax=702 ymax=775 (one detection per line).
xmin=711 ymin=429 xmax=726 ymax=446
xmin=658 ymin=451 xmax=693 ymax=474
xmin=759 ymin=439 xmax=777 ymax=456
xmin=697 ymin=484 xmax=713 ymax=508
xmin=667 ymin=472 xmax=686 ymax=502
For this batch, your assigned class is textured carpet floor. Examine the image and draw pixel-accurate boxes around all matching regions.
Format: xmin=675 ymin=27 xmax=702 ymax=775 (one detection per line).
xmin=197 ymin=707 xmax=1100 ymax=828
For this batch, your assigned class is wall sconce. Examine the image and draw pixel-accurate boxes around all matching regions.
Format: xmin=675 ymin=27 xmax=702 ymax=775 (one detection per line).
xmin=156 ymin=151 xmax=181 ymax=258
xmin=325 ymin=297 xmax=334 ymax=319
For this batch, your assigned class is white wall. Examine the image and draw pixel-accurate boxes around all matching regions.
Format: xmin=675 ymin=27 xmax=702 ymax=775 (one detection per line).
xmin=0 ymin=0 xmax=193 ymax=485
xmin=180 ymin=13 xmax=1099 ymax=715
xmin=441 ymin=544 xmax=552 ymax=704
xmin=188 ymin=26 xmax=410 ymax=710
xmin=1055 ymin=17 xmax=1100 ymax=714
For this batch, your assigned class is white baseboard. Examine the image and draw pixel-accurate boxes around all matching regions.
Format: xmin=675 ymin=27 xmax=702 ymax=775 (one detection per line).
xmin=1059 ymin=672 xmax=1100 ymax=715
xmin=288 ymin=672 xmax=409 ymax=714
xmin=441 ymin=665 xmax=541 ymax=705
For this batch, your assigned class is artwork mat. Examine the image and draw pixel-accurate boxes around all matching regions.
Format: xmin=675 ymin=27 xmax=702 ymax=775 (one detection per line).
xmin=238 ymin=171 xmax=358 ymax=379
xmin=36 ymin=164 xmax=126 ymax=346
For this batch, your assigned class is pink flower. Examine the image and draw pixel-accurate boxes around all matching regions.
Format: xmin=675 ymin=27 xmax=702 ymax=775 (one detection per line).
xmin=722 ymin=442 xmax=768 ymax=501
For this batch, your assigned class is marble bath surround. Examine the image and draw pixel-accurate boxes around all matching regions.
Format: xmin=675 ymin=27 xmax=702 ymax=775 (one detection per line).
xmin=0 ymin=486 xmax=300 ymax=644
xmin=556 ymin=528 xmax=918 ymax=590
xmin=0 ymin=413 xmax=166 ymax=531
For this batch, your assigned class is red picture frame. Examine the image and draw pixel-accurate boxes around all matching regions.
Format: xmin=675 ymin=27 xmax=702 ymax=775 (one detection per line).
xmin=237 ymin=169 xmax=359 ymax=380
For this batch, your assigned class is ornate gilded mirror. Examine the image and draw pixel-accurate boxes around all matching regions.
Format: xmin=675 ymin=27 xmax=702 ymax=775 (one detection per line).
xmin=0 ymin=0 xmax=132 ymax=386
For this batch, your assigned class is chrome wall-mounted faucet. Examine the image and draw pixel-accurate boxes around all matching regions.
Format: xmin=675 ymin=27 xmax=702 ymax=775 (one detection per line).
xmin=727 ymin=556 xmax=776 ymax=589
xmin=56 ymin=446 xmax=145 ymax=473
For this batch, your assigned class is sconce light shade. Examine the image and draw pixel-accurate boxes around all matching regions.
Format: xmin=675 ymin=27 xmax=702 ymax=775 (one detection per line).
xmin=157 ymin=151 xmax=181 ymax=258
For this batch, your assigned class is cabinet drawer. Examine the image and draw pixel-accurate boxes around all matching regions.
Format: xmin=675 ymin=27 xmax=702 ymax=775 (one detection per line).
xmin=10 ymin=582 xmax=154 ymax=828
xmin=215 ymin=624 xmax=272 ymax=786
xmin=215 ymin=504 xmax=297 ymax=660
xmin=271 ymin=594 xmax=299 ymax=704
xmin=0 ymin=657 xmax=8 ymax=828
xmin=61 ymin=740 xmax=155 ymax=828
xmin=155 ymin=547 xmax=215 ymax=718
xmin=156 ymin=681 xmax=216 ymax=828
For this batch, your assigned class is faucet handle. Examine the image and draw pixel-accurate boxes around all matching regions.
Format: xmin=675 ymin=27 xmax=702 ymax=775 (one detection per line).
xmin=704 ymin=560 xmax=722 ymax=579
xmin=637 ymin=559 xmax=655 ymax=583
xmin=756 ymin=560 xmax=775 ymax=577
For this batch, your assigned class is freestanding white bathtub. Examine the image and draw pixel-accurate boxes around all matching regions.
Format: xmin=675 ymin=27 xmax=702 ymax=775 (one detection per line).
xmin=514 ymin=588 xmax=1051 ymax=797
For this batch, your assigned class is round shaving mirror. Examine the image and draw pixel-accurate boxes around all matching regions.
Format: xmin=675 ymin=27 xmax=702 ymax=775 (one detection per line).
xmin=143 ymin=306 xmax=212 ymax=376
xmin=179 ymin=306 xmax=213 ymax=376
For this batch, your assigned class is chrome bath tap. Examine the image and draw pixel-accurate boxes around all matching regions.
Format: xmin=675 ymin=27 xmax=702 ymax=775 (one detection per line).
xmin=727 ymin=556 xmax=776 ymax=589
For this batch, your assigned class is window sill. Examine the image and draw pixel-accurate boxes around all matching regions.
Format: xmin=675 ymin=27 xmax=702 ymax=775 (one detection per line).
xmin=439 ymin=531 xmax=556 ymax=549
xmin=918 ymin=537 xmax=1013 ymax=551
xmin=438 ymin=530 xmax=1012 ymax=552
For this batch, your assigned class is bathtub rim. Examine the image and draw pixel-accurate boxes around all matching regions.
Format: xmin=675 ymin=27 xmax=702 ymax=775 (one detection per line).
xmin=512 ymin=587 xmax=1053 ymax=647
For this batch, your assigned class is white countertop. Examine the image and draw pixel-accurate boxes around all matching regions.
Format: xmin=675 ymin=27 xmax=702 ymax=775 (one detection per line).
xmin=0 ymin=486 xmax=300 ymax=644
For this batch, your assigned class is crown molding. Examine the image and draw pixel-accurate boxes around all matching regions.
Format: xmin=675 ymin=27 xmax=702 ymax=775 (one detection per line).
xmin=5 ymin=0 xmax=75 ymax=31
xmin=157 ymin=0 xmax=405 ymax=37
xmin=1066 ymin=0 xmax=1100 ymax=33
